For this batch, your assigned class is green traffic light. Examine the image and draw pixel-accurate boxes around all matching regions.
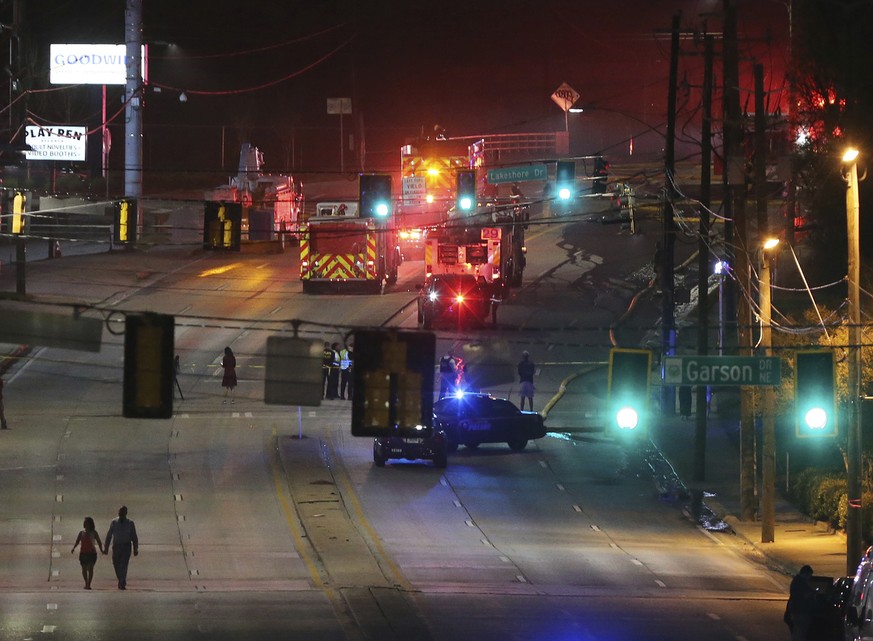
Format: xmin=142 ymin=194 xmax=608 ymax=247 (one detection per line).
xmin=375 ymin=202 xmax=389 ymax=217
xmin=615 ymin=406 xmax=640 ymax=430
xmin=804 ymin=407 xmax=829 ymax=430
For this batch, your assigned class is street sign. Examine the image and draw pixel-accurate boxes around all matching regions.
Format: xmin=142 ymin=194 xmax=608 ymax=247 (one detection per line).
xmin=551 ymin=82 xmax=580 ymax=112
xmin=663 ymin=356 xmax=781 ymax=386
xmin=326 ymin=97 xmax=352 ymax=114
xmin=487 ymin=163 xmax=547 ymax=185
xmin=401 ymin=175 xmax=426 ymax=205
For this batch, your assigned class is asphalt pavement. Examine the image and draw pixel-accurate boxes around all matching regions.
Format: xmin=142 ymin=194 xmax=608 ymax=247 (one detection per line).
xmin=0 ymin=240 xmax=853 ymax=596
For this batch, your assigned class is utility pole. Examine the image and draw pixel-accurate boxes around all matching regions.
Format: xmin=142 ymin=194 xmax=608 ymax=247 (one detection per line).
xmin=845 ymin=148 xmax=862 ymax=573
xmin=124 ymin=0 xmax=143 ymax=207
xmin=661 ymin=12 xmax=680 ymax=416
xmin=756 ymin=63 xmax=776 ymax=543
xmin=694 ymin=34 xmax=714 ymax=482
xmin=723 ymin=0 xmax=756 ymax=522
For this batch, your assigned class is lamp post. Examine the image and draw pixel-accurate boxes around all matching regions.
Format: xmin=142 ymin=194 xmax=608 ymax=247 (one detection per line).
xmin=760 ymin=237 xmax=780 ymax=542
xmin=844 ymin=146 xmax=863 ymax=573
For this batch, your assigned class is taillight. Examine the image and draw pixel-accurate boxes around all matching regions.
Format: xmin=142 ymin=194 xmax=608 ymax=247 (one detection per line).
xmin=455 ymin=294 xmax=464 ymax=304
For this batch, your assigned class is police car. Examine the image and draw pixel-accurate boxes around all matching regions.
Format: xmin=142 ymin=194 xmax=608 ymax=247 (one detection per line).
xmin=434 ymin=393 xmax=546 ymax=452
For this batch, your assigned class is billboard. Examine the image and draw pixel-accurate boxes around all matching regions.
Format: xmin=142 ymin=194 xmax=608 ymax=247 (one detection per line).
xmin=50 ymin=44 xmax=147 ymax=85
xmin=24 ymin=126 xmax=87 ymax=161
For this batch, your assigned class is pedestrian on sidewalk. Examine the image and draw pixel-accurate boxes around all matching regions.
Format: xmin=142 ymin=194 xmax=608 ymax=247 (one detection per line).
xmin=221 ymin=347 xmax=237 ymax=404
xmin=103 ymin=506 xmax=138 ymax=590
xmin=71 ymin=516 xmax=104 ymax=589
xmin=0 ymin=376 xmax=7 ymax=429
xmin=787 ymin=564 xmax=815 ymax=641
xmin=518 ymin=351 xmax=536 ymax=411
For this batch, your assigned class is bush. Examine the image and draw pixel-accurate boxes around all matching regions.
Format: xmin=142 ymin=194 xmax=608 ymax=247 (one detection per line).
xmin=789 ymin=467 xmax=845 ymax=527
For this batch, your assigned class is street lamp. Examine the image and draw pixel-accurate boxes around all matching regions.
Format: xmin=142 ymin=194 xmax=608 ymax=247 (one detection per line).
xmin=843 ymin=146 xmax=863 ymax=573
xmin=760 ymin=237 xmax=779 ymax=543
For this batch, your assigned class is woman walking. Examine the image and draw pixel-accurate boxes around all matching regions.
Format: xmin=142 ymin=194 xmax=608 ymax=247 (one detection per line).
xmin=221 ymin=346 xmax=237 ymax=404
xmin=71 ymin=516 xmax=104 ymax=589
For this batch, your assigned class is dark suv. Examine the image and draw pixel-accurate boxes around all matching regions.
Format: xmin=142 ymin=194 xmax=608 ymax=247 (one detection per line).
xmin=417 ymin=274 xmax=495 ymax=329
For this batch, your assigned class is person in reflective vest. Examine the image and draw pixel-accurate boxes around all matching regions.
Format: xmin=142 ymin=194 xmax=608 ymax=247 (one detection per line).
xmin=340 ymin=342 xmax=354 ymax=400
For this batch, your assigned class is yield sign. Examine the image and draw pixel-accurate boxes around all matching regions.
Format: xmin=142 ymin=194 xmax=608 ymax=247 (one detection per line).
xmin=551 ymin=82 xmax=580 ymax=112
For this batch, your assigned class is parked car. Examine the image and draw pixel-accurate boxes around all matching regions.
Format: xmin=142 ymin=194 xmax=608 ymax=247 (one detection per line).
xmin=417 ymin=274 xmax=494 ymax=329
xmin=373 ymin=430 xmax=448 ymax=468
xmin=434 ymin=393 xmax=546 ymax=452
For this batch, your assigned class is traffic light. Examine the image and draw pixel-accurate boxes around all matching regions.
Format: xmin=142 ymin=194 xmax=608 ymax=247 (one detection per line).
xmin=456 ymin=169 xmax=476 ymax=212
xmin=359 ymin=174 xmax=393 ymax=218
xmin=351 ymin=329 xmax=435 ymax=438
xmin=123 ymin=313 xmax=175 ymax=419
xmin=555 ymin=161 xmax=576 ymax=201
xmin=607 ymin=348 xmax=652 ymax=435
xmin=113 ymin=199 xmax=137 ymax=244
xmin=795 ymin=350 xmax=837 ymax=438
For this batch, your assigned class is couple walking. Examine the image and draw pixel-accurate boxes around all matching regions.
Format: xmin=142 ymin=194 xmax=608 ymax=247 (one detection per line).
xmin=71 ymin=506 xmax=139 ymax=590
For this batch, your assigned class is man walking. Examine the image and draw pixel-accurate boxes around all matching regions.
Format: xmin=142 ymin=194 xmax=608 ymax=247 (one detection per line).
xmin=104 ymin=506 xmax=139 ymax=590
xmin=518 ymin=351 xmax=536 ymax=411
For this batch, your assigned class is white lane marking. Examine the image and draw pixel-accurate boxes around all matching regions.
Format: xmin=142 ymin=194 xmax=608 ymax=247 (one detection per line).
xmin=177 ymin=515 xmax=186 ymax=522
xmin=174 ymin=494 xmax=183 ymax=501
xmin=268 ymin=306 xmax=282 ymax=315
xmin=232 ymin=412 xmax=240 ymax=418
xmin=46 ymin=603 xmax=58 ymax=610
xmin=440 ymin=478 xmax=448 ymax=487
xmin=465 ymin=519 xmax=476 ymax=528
xmin=52 ymin=570 xmax=59 ymax=577
xmin=590 ymin=524 xmax=601 ymax=532
xmin=481 ymin=539 xmax=493 ymax=547
xmin=453 ymin=500 xmax=462 ymax=508
xmin=245 ymin=412 xmax=253 ymax=418
xmin=572 ymin=505 xmax=583 ymax=512
xmin=556 ymin=484 xmax=565 ymax=491
xmin=516 ymin=575 xmax=527 ymax=583
xmin=631 ymin=559 xmax=643 ymax=566
xmin=42 ymin=625 xmax=57 ymax=633
xmin=610 ymin=543 xmax=620 ymax=549
xmin=707 ymin=613 xmax=721 ymax=620
xmin=52 ymin=535 xmax=61 ymax=542
xmin=55 ymin=495 xmax=63 ymax=502
xmin=655 ymin=580 xmax=667 ymax=588
xmin=56 ymin=475 xmax=64 ymax=481
xmin=190 ymin=569 xmax=199 ymax=576
xmin=500 ymin=556 xmax=511 ymax=563
xmin=539 ymin=460 xmax=548 ymax=468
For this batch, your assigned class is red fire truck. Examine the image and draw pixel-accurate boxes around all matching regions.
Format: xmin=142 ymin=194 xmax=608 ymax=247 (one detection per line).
xmin=398 ymin=138 xmax=471 ymax=259
xmin=299 ymin=201 xmax=402 ymax=294
xmin=423 ymin=203 xmax=526 ymax=302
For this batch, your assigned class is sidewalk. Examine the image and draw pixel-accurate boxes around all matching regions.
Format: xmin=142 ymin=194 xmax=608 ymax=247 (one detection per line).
xmin=544 ymin=372 xmax=850 ymax=583
xmin=651 ymin=409 xmax=851 ymax=581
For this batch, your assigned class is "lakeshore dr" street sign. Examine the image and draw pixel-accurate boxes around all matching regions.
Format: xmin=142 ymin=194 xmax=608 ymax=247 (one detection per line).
xmin=487 ymin=164 xmax=548 ymax=185
xmin=663 ymin=356 xmax=781 ymax=386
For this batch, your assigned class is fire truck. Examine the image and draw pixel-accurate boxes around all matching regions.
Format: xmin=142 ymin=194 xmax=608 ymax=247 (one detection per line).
xmin=423 ymin=202 xmax=526 ymax=301
xmin=208 ymin=143 xmax=304 ymax=243
xmin=299 ymin=201 xmax=402 ymax=294
xmin=398 ymin=138 xmax=471 ymax=259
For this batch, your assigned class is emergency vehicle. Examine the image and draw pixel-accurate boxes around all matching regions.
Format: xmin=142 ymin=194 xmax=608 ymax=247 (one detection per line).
xmin=398 ymin=138 xmax=471 ymax=259
xmin=299 ymin=201 xmax=402 ymax=294
xmin=208 ymin=143 xmax=304 ymax=243
xmin=423 ymin=202 xmax=526 ymax=302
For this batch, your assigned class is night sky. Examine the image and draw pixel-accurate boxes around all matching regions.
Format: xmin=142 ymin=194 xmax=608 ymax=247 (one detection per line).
xmin=7 ymin=0 xmax=790 ymax=177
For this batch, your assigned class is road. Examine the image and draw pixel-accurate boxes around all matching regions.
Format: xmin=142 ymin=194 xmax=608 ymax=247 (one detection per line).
xmin=0 ymin=199 xmax=789 ymax=640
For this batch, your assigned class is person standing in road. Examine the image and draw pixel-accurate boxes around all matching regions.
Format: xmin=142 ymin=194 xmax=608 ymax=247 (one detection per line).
xmin=71 ymin=516 xmax=104 ymax=589
xmin=518 ymin=351 xmax=536 ymax=411
xmin=0 ymin=376 xmax=7 ymax=429
xmin=322 ymin=341 xmax=333 ymax=399
xmin=439 ymin=351 xmax=457 ymax=398
xmin=328 ymin=342 xmax=341 ymax=399
xmin=787 ymin=564 xmax=816 ymax=641
xmin=103 ymin=506 xmax=138 ymax=590
xmin=339 ymin=342 xmax=354 ymax=401
xmin=221 ymin=346 xmax=237 ymax=404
